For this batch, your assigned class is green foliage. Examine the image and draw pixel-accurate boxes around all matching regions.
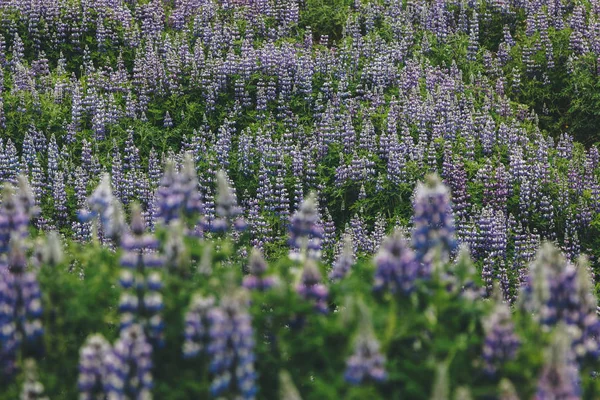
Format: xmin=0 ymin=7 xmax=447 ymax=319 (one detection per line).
xmin=299 ymin=0 xmax=353 ymax=42
xmin=1 ymin=234 xmax=595 ymax=399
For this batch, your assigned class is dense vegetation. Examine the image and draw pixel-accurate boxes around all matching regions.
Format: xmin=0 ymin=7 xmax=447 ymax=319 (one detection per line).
xmin=0 ymin=0 xmax=600 ymax=398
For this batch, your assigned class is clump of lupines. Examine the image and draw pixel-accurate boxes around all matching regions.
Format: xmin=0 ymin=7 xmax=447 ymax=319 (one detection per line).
xmin=155 ymin=155 xmax=204 ymax=227
xmin=0 ymin=238 xmax=43 ymax=378
xmin=534 ymin=326 xmax=581 ymax=400
xmin=412 ymin=174 xmax=458 ymax=270
xmin=78 ymin=334 xmax=111 ymax=399
xmin=345 ymin=330 xmax=386 ymax=384
xmin=288 ymin=193 xmax=323 ymax=261
xmin=206 ymin=291 xmax=257 ymax=399
xmin=521 ymin=243 xmax=600 ymax=360
xmin=373 ymin=230 xmax=421 ymax=294
xmin=482 ymin=301 xmax=520 ymax=375
xmin=329 ymin=234 xmax=355 ymax=281
xmin=119 ymin=204 xmax=165 ymax=344
xmin=296 ymin=260 xmax=329 ymax=313
xmin=243 ymin=248 xmax=275 ymax=291
xmin=105 ymin=324 xmax=153 ymax=400
xmin=212 ymin=170 xmax=247 ymax=233
xmin=182 ymin=295 xmax=215 ymax=358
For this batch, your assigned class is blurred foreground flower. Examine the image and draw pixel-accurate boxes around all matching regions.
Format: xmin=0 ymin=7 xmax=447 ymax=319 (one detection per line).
xmin=288 ymin=193 xmax=323 ymax=262
xmin=105 ymin=324 xmax=153 ymax=399
xmin=534 ymin=326 xmax=581 ymax=399
xmin=412 ymin=174 xmax=457 ymax=270
xmin=78 ymin=334 xmax=111 ymax=399
xmin=373 ymin=229 xmax=421 ymax=294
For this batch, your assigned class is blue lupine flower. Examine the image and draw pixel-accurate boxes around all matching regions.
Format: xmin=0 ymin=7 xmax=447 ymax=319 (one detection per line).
xmin=412 ymin=174 xmax=458 ymax=269
xmin=345 ymin=331 xmax=386 ymax=385
xmin=243 ymin=248 xmax=275 ymax=291
xmin=534 ymin=327 xmax=581 ymax=400
xmin=296 ymin=260 xmax=328 ymax=314
xmin=288 ymin=193 xmax=322 ymax=261
xmin=482 ymin=302 xmax=520 ymax=375
xmin=183 ymin=295 xmax=215 ymax=359
xmin=329 ymin=234 xmax=354 ymax=281
xmin=78 ymin=334 xmax=111 ymax=399
xmin=212 ymin=170 xmax=246 ymax=233
xmin=105 ymin=324 xmax=153 ymax=399
xmin=206 ymin=293 xmax=257 ymax=399
xmin=373 ymin=230 xmax=421 ymax=294
xmin=118 ymin=204 xmax=165 ymax=345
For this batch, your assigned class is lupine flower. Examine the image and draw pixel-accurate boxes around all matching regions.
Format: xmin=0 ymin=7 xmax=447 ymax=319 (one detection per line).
xmin=345 ymin=330 xmax=386 ymax=384
xmin=243 ymin=248 xmax=275 ymax=291
xmin=212 ymin=170 xmax=247 ymax=233
xmin=373 ymin=230 xmax=421 ymax=294
xmin=78 ymin=334 xmax=111 ymax=400
xmin=534 ymin=326 xmax=581 ymax=400
xmin=183 ymin=295 xmax=215 ymax=358
xmin=412 ymin=174 xmax=457 ymax=269
xmin=0 ymin=238 xmax=44 ymax=378
xmin=296 ymin=260 xmax=328 ymax=313
xmin=78 ymin=174 xmax=126 ymax=242
xmin=288 ymin=193 xmax=323 ymax=261
xmin=207 ymin=292 xmax=257 ymax=399
xmin=105 ymin=324 xmax=153 ymax=400
xmin=482 ymin=302 xmax=520 ymax=375
xmin=329 ymin=234 xmax=355 ymax=281
xmin=119 ymin=204 xmax=165 ymax=345
xmin=0 ymin=180 xmax=32 ymax=254
xmin=20 ymin=359 xmax=48 ymax=400
xmin=155 ymin=155 xmax=204 ymax=226
xmin=521 ymin=243 xmax=600 ymax=360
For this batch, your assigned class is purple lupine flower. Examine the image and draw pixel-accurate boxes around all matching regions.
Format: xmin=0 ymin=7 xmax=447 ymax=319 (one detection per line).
xmin=0 ymin=238 xmax=44 ymax=378
xmin=78 ymin=174 xmax=126 ymax=243
xmin=521 ymin=243 xmax=600 ymax=361
xmin=183 ymin=295 xmax=215 ymax=359
xmin=373 ymin=230 xmax=421 ymax=294
xmin=105 ymin=324 xmax=153 ymax=399
xmin=288 ymin=193 xmax=323 ymax=261
xmin=0 ymin=181 xmax=31 ymax=254
xmin=207 ymin=293 xmax=257 ymax=399
xmin=296 ymin=260 xmax=328 ymax=314
xmin=155 ymin=155 xmax=204 ymax=227
xmin=212 ymin=170 xmax=246 ymax=233
xmin=412 ymin=174 xmax=457 ymax=270
xmin=243 ymin=248 xmax=275 ymax=291
xmin=345 ymin=330 xmax=386 ymax=384
xmin=119 ymin=204 xmax=165 ymax=345
xmin=329 ymin=234 xmax=354 ymax=281
xmin=164 ymin=111 xmax=173 ymax=128
xmin=482 ymin=302 xmax=520 ymax=375
xmin=534 ymin=327 xmax=581 ymax=400
xmin=78 ymin=334 xmax=111 ymax=399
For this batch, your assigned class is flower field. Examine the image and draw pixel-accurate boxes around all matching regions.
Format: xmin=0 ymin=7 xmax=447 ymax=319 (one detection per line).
xmin=1 ymin=0 xmax=600 ymax=398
